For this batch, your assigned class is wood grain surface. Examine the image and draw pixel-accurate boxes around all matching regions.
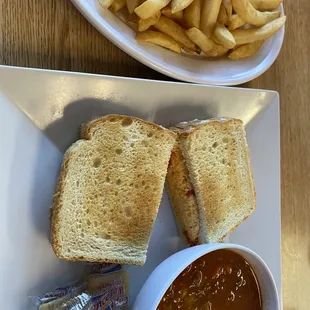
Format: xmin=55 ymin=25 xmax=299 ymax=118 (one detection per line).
xmin=1 ymin=1 xmax=309 ymax=309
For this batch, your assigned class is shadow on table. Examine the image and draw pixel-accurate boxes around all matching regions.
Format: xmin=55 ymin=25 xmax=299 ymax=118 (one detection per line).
xmin=44 ymin=98 xmax=146 ymax=152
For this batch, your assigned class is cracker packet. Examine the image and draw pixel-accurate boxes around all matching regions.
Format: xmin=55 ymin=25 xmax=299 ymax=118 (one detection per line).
xmin=29 ymin=267 xmax=128 ymax=310
xmin=87 ymin=269 xmax=129 ymax=309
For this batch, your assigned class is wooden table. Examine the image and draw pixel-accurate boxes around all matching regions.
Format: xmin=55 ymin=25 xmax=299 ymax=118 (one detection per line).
xmin=1 ymin=1 xmax=309 ymax=309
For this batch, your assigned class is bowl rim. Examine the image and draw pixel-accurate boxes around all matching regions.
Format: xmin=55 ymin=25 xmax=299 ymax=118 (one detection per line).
xmin=135 ymin=243 xmax=279 ymax=309
xmin=71 ymin=0 xmax=284 ymax=85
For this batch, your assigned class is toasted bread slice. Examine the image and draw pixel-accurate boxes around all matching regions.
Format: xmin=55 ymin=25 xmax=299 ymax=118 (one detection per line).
xmin=51 ymin=115 xmax=176 ymax=265
xmin=170 ymin=118 xmax=255 ymax=243
xmin=167 ymin=120 xmax=212 ymax=246
xmin=166 ymin=143 xmax=200 ymax=246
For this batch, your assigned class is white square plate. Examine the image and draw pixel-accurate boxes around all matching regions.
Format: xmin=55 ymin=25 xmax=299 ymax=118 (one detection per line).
xmin=0 ymin=66 xmax=281 ymax=309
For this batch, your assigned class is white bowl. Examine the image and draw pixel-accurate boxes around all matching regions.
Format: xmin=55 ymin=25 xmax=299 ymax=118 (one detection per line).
xmin=133 ymin=243 xmax=279 ymax=310
xmin=72 ymin=0 xmax=284 ymax=85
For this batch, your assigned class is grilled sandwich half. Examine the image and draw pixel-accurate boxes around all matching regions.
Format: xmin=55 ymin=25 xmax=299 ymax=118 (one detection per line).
xmin=166 ymin=118 xmax=256 ymax=244
xmin=51 ymin=115 xmax=176 ymax=265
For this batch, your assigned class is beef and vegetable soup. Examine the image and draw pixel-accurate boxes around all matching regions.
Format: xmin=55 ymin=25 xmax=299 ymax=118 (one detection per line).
xmin=157 ymin=249 xmax=262 ymax=310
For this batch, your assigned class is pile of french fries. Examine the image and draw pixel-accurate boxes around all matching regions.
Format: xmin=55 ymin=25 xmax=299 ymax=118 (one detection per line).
xmin=99 ymin=0 xmax=286 ymax=59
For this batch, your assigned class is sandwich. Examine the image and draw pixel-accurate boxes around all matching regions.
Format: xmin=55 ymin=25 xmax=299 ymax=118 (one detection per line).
xmin=51 ymin=114 xmax=176 ymax=265
xmin=166 ymin=118 xmax=256 ymax=244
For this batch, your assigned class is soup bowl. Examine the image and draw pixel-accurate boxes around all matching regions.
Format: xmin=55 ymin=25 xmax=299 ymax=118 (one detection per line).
xmin=133 ymin=243 xmax=279 ymax=310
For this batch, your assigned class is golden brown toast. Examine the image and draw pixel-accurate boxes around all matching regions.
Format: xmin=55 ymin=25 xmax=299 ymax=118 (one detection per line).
xmin=51 ymin=115 xmax=176 ymax=265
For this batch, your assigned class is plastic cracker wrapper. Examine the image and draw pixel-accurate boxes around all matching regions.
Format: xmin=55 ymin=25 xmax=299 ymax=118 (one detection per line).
xmin=87 ymin=269 xmax=129 ymax=309
xmin=29 ymin=267 xmax=129 ymax=310
xmin=41 ymin=280 xmax=85 ymax=303
xmin=29 ymin=281 xmax=86 ymax=309
xmin=83 ymin=292 xmax=113 ymax=310
xmin=39 ymin=292 xmax=91 ymax=310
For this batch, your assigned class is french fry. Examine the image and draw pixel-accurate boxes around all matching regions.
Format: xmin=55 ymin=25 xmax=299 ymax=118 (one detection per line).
xmin=99 ymin=0 xmax=114 ymax=9
xmin=126 ymin=0 xmax=140 ymax=13
xmin=134 ymin=0 xmax=170 ymax=19
xmin=249 ymin=0 xmax=283 ymax=11
xmin=110 ymin=0 xmax=126 ymax=13
xmin=136 ymin=30 xmax=182 ymax=53
xmin=205 ymin=42 xmax=229 ymax=57
xmin=231 ymin=15 xmax=286 ymax=44
xmin=200 ymin=0 xmax=222 ymax=37
xmin=185 ymin=27 xmax=214 ymax=53
xmin=161 ymin=5 xmax=184 ymax=23
xmin=213 ymin=23 xmax=236 ymax=48
xmin=222 ymin=0 xmax=232 ymax=22
xmin=217 ymin=4 xmax=228 ymax=25
xmin=154 ymin=15 xmax=196 ymax=50
xmin=121 ymin=10 xmax=138 ymax=30
xmin=184 ymin=0 xmax=201 ymax=28
xmin=185 ymin=26 xmax=228 ymax=57
xmin=231 ymin=0 xmax=280 ymax=27
xmin=227 ymin=14 xmax=246 ymax=30
xmin=171 ymin=0 xmax=194 ymax=14
xmin=186 ymin=27 xmax=229 ymax=57
xmin=183 ymin=47 xmax=196 ymax=54
xmin=127 ymin=12 xmax=139 ymax=22
xmin=211 ymin=36 xmax=221 ymax=44
xmin=228 ymin=40 xmax=264 ymax=59
xmin=138 ymin=11 xmax=161 ymax=31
